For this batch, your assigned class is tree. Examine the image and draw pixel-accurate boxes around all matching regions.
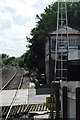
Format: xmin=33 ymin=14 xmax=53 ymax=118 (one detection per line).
xmin=25 ymin=2 xmax=80 ymax=75
xmin=2 ymin=54 xmax=9 ymax=58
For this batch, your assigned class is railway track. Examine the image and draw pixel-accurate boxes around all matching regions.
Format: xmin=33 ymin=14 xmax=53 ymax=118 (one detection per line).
xmin=1 ymin=67 xmax=23 ymax=91
xmin=1 ymin=67 xmax=17 ymax=89
xmin=1 ymin=104 xmax=48 ymax=119
xmin=0 ymin=67 xmax=50 ymax=119
xmin=0 ymin=69 xmax=2 ymax=73
xmin=1 ymin=68 xmax=24 ymax=120
xmin=1 ymin=71 xmax=17 ymax=91
xmin=0 ymin=67 xmax=6 ymax=74
xmin=0 ymin=67 xmax=25 ymax=120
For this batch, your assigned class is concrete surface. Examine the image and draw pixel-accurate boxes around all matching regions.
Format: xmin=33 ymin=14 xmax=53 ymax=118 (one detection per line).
xmin=34 ymin=114 xmax=50 ymax=120
xmin=0 ymin=89 xmax=28 ymax=106
xmin=0 ymin=89 xmax=50 ymax=106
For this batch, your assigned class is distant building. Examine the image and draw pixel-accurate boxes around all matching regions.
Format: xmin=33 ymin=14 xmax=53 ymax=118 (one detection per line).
xmin=45 ymin=26 xmax=80 ymax=85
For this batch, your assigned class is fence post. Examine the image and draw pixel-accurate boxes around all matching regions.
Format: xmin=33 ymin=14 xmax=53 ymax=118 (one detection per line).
xmin=51 ymin=82 xmax=60 ymax=119
xmin=76 ymin=87 xmax=80 ymax=120
xmin=63 ymin=86 xmax=68 ymax=119
xmin=56 ymin=83 xmax=60 ymax=119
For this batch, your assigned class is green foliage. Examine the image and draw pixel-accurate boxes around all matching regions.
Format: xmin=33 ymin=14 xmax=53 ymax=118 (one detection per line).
xmin=24 ymin=2 xmax=80 ymax=76
xmin=0 ymin=59 xmax=3 ymax=68
xmin=1 ymin=53 xmax=25 ymax=67
xmin=42 ymin=102 xmax=46 ymax=107
xmin=30 ymin=70 xmax=36 ymax=77
xmin=1 ymin=2 xmax=80 ymax=74
xmin=0 ymin=54 xmax=9 ymax=66
xmin=11 ymin=56 xmax=25 ymax=67
xmin=2 ymin=54 xmax=9 ymax=59
xmin=67 ymin=2 xmax=80 ymax=30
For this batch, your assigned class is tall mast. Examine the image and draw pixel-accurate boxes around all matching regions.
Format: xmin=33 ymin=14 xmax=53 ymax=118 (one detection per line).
xmin=54 ymin=0 xmax=69 ymax=81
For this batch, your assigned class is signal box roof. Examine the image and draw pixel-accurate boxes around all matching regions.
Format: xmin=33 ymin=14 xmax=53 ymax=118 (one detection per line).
xmin=49 ymin=26 xmax=80 ymax=35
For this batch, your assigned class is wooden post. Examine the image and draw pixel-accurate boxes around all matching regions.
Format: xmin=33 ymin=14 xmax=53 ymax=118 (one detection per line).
xmin=51 ymin=82 xmax=60 ymax=119
xmin=56 ymin=83 xmax=60 ymax=119
xmin=50 ymin=83 xmax=54 ymax=120
xmin=63 ymin=86 xmax=68 ymax=119
xmin=49 ymin=36 xmax=53 ymax=86
xmin=50 ymin=94 xmax=54 ymax=120
xmin=76 ymin=87 xmax=80 ymax=120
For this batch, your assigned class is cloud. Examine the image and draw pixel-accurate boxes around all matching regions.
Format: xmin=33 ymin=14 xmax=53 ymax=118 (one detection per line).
xmin=0 ymin=13 xmax=12 ymax=31
xmin=42 ymin=0 xmax=55 ymax=4
xmin=0 ymin=0 xmax=54 ymax=57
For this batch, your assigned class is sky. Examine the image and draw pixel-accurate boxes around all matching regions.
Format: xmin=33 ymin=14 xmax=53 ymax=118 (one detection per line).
xmin=0 ymin=0 xmax=56 ymax=57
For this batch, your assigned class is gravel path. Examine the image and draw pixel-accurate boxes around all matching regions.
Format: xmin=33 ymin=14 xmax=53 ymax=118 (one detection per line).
xmin=21 ymin=69 xmax=34 ymax=89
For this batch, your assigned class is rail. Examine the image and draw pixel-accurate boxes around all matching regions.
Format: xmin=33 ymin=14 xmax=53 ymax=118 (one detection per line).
xmin=5 ymin=70 xmax=23 ymax=120
xmin=0 ymin=67 xmax=6 ymax=73
xmin=0 ymin=70 xmax=18 ymax=91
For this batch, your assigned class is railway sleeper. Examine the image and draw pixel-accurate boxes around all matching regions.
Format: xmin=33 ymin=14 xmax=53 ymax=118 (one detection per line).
xmin=2 ymin=104 xmax=49 ymax=119
xmin=16 ymin=105 xmax=25 ymax=117
xmin=35 ymin=104 xmax=38 ymax=111
xmin=29 ymin=105 xmax=33 ymax=111
xmin=15 ymin=106 xmax=20 ymax=114
xmin=37 ymin=104 xmax=41 ymax=111
xmin=23 ymin=105 xmax=28 ymax=113
xmin=24 ymin=105 xmax=29 ymax=113
xmin=17 ymin=105 xmax=22 ymax=114
xmin=32 ymin=104 xmax=36 ymax=111
xmin=39 ymin=104 xmax=42 ymax=111
xmin=2 ymin=107 xmax=6 ymax=115
xmin=11 ymin=106 xmax=19 ymax=116
xmin=9 ymin=106 xmax=16 ymax=116
xmin=2 ymin=106 xmax=10 ymax=117
xmin=41 ymin=104 xmax=44 ymax=111
xmin=34 ymin=104 xmax=38 ymax=111
xmin=26 ymin=104 xmax=31 ymax=113
xmin=44 ymin=106 xmax=47 ymax=111
xmin=20 ymin=105 xmax=25 ymax=113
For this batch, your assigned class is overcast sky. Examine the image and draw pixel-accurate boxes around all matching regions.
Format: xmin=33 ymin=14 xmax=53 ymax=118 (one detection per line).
xmin=0 ymin=0 xmax=57 ymax=57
